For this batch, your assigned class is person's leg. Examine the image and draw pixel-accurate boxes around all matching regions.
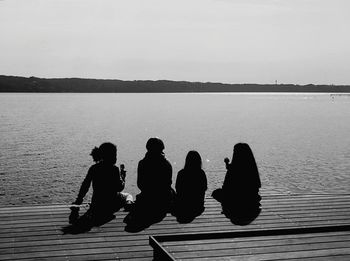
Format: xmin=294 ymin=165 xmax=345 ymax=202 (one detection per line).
xmin=211 ymin=188 xmax=224 ymax=203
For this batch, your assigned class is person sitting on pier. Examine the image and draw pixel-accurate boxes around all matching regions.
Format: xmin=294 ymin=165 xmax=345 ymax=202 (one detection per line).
xmin=124 ymin=138 xmax=174 ymax=229
xmin=70 ymin=142 xmax=133 ymax=226
xmin=212 ymin=143 xmax=261 ymax=224
xmin=174 ymin=150 xmax=207 ymax=222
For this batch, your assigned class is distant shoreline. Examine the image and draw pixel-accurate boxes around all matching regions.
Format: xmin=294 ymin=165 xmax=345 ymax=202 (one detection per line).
xmin=1 ymin=75 xmax=350 ymax=93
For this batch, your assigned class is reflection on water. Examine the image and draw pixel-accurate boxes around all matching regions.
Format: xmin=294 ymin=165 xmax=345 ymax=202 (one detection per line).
xmin=1 ymin=93 xmax=350 ymax=206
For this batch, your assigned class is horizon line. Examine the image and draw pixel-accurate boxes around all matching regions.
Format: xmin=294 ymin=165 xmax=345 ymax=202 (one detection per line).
xmin=1 ymin=74 xmax=349 ymax=87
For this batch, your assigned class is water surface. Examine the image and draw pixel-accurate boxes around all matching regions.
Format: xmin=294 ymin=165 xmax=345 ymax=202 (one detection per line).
xmin=1 ymin=93 xmax=350 ymax=206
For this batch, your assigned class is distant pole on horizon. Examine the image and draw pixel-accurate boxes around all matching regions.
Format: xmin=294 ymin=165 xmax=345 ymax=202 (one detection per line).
xmin=275 ymin=80 xmax=278 ymax=85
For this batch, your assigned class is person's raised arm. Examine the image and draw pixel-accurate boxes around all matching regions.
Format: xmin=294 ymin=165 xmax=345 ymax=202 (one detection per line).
xmin=115 ymin=165 xmax=125 ymax=192
xmin=166 ymin=160 xmax=172 ymax=187
xmin=137 ymin=161 xmax=145 ymax=191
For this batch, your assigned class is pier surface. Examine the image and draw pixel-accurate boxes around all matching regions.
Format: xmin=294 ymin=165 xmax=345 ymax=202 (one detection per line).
xmin=1 ymin=194 xmax=350 ymax=260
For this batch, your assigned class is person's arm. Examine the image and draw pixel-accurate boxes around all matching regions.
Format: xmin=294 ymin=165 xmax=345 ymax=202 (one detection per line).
xmin=74 ymin=168 xmax=93 ymax=204
xmin=175 ymin=170 xmax=182 ymax=193
xmin=115 ymin=166 xmax=125 ymax=192
xmin=202 ymin=170 xmax=208 ymax=191
xmin=166 ymin=160 xmax=172 ymax=187
xmin=137 ymin=161 xmax=145 ymax=191
xmin=222 ymin=170 xmax=231 ymax=191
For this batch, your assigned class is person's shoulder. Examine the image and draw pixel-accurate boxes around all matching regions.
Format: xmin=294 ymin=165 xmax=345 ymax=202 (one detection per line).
xmin=87 ymin=162 xmax=101 ymax=175
xmin=112 ymin=165 xmax=120 ymax=172
xmin=177 ymin=169 xmax=185 ymax=176
xmin=226 ymin=164 xmax=235 ymax=172
xmin=138 ymin=157 xmax=146 ymax=166
xmin=164 ymin=157 xmax=172 ymax=166
xmin=88 ymin=162 xmax=100 ymax=171
xmin=199 ymin=169 xmax=207 ymax=176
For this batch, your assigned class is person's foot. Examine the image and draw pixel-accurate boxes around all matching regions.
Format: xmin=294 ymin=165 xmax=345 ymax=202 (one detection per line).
xmin=123 ymin=212 xmax=135 ymax=224
xmin=69 ymin=206 xmax=80 ymax=224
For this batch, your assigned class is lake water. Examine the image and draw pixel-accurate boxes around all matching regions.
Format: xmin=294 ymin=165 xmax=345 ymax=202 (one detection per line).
xmin=1 ymin=93 xmax=350 ymax=206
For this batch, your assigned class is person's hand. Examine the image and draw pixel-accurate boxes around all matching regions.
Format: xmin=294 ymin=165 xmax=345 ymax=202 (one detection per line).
xmin=224 ymin=158 xmax=230 ymax=169
xmin=72 ymin=199 xmax=82 ymax=205
xmin=120 ymin=164 xmax=126 ymax=180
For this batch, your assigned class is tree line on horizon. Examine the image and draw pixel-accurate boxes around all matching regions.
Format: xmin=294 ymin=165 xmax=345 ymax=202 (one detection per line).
xmin=0 ymin=75 xmax=349 ymax=93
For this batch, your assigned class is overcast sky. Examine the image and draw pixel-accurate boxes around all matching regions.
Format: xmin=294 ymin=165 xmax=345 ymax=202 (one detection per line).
xmin=0 ymin=0 xmax=349 ymax=84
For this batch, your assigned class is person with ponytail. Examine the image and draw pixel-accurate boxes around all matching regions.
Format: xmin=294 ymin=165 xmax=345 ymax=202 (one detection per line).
xmin=71 ymin=142 xmax=133 ymax=225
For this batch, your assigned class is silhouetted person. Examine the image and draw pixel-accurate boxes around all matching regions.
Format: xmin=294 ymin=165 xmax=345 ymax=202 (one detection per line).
xmin=63 ymin=142 xmax=133 ymax=233
xmin=124 ymin=138 xmax=174 ymax=231
xmin=212 ymin=143 xmax=261 ymax=225
xmin=174 ymin=151 xmax=207 ymax=223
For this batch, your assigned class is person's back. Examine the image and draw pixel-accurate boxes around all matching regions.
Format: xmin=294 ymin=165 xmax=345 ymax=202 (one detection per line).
xmin=175 ymin=151 xmax=207 ymax=219
xmin=89 ymin=162 xmax=123 ymax=207
xmin=222 ymin=143 xmax=261 ymax=210
xmin=176 ymin=169 xmax=206 ymax=199
xmin=212 ymin=143 xmax=261 ymax=212
xmin=137 ymin=152 xmax=172 ymax=198
xmin=124 ymin=138 xmax=173 ymax=230
xmin=136 ymin=138 xmax=173 ymax=209
xmin=71 ymin=142 xmax=133 ymax=226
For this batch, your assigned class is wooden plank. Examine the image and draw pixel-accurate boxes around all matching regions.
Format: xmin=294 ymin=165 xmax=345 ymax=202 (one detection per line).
xmin=1 ymin=201 xmax=348 ymax=223
xmin=163 ymin=234 xmax=350 ymax=253
xmin=0 ymin=210 xmax=348 ymax=231
xmin=0 ymin=212 xmax=291 ymax=232
xmin=274 ymin=255 xmax=350 ymax=261
xmin=162 ymin=231 xmax=350 ymax=247
xmin=0 ymin=194 xmax=348 ymax=215
xmin=4 ymin=220 xmax=350 ymax=244
xmin=171 ymin=243 xmax=350 ymax=259
xmin=4 ymin=214 xmax=348 ymax=238
xmin=185 ymin=248 xmax=350 ymax=261
xmin=4 ymin=223 xmax=350 ymax=247
xmin=0 ymin=247 xmax=118 ymax=260
xmin=1 ymin=199 xmax=348 ymax=223
xmin=161 ymin=229 xmax=350 ymax=259
xmin=1 ymin=194 xmax=350 ymax=261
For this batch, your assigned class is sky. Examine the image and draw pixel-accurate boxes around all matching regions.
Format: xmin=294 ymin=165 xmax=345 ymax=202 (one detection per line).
xmin=0 ymin=0 xmax=349 ymax=84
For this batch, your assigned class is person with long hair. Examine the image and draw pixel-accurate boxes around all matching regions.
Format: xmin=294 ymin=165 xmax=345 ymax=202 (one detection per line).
xmin=212 ymin=143 xmax=261 ymax=218
xmin=174 ymin=150 xmax=207 ymax=221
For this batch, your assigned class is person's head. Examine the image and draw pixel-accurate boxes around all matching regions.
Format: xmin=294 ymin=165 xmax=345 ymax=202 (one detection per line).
xmin=146 ymin=137 xmax=165 ymax=155
xmin=184 ymin=150 xmax=202 ymax=170
xmin=232 ymin=142 xmax=261 ymax=187
xmin=95 ymin=142 xmax=117 ymax=164
xmin=233 ymin=143 xmax=254 ymax=162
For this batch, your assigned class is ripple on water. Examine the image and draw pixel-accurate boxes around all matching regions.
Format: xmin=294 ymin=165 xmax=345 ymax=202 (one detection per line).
xmin=1 ymin=93 xmax=350 ymax=206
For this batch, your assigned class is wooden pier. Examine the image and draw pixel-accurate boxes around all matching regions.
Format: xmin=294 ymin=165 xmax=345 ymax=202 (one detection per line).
xmin=1 ymin=194 xmax=350 ymax=260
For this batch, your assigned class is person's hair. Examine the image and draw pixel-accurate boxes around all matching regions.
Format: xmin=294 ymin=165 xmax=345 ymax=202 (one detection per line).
xmin=231 ymin=143 xmax=261 ymax=187
xmin=90 ymin=142 xmax=117 ymax=164
xmin=233 ymin=143 xmax=254 ymax=162
xmin=90 ymin=147 xmax=101 ymax=162
xmin=146 ymin=137 xmax=165 ymax=154
xmin=184 ymin=150 xmax=202 ymax=170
